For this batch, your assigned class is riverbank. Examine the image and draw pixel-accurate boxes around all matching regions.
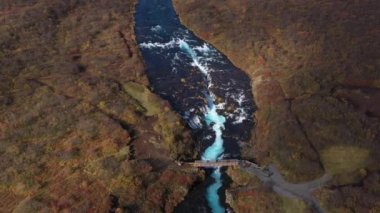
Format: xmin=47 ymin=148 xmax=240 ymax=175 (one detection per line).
xmin=173 ymin=0 xmax=380 ymax=212
xmin=0 ymin=1 xmax=203 ymax=211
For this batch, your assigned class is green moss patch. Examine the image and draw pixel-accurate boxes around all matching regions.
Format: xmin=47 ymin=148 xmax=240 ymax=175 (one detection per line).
xmin=281 ymin=197 xmax=308 ymax=213
xmin=321 ymin=145 xmax=370 ymax=174
xmin=123 ymin=82 xmax=162 ymax=116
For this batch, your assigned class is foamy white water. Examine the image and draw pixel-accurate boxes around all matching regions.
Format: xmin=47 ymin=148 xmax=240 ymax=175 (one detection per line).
xmin=136 ymin=2 xmax=255 ymax=211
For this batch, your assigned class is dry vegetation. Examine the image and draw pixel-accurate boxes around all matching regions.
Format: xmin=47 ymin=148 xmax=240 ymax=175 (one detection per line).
xmin=0 ymin=0 xmax=202 ymax=212
xmin=173 ymin=0 xmax=380 ymax=212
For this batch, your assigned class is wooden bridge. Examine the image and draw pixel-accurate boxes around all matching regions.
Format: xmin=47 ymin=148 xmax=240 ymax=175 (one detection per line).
xmin=180 ymin=159 xmax=240 ymax=168
xmin=178 ymin=159 xmax=263 ymax=169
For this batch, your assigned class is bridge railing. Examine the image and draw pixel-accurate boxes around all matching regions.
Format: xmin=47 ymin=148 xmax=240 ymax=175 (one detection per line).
xmin=178 ymin=159 xmax=263 ymax=169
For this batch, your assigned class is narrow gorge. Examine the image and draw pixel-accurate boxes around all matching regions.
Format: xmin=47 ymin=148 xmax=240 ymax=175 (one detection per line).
xmin=135 ymin=0 xmax=255 ymax=212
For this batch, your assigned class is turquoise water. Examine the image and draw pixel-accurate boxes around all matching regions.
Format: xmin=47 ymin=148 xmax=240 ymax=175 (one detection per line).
xmin=181 ymin=27 xmax=226 ymax=213
xmin=135 ymin=0 xmax=255 ymax=212
xmin=206 ymin=169 xmax=224 ymax=213
xmin=202 ymin=91 xmax=226 ymax=213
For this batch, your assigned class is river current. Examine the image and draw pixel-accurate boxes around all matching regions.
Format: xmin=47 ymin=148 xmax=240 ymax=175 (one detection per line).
xmin=135 ymin=0 xmax=255 ymax=212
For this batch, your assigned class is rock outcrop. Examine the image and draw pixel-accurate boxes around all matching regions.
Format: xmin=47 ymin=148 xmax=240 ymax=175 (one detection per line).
xmin=0 ymin=0 xmax=202 ymax=212
xmin=173 ymin=0 xmax=380 ymax=212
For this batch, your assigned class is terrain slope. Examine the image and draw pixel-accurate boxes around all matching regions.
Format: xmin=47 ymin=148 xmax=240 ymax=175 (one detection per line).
xmin=0 ymin=1 xmax=202 ymax=212
xmin=173 ymin=0 xmax=380 ymax=212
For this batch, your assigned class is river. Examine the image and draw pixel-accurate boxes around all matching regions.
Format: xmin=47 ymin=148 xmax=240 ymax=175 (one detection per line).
xmin=135 ymin=0 xmax=255 ymax=212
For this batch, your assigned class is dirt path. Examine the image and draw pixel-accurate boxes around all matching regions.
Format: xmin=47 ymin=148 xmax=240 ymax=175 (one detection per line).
xmin=240 ymin=161 xmax=331 ymax=213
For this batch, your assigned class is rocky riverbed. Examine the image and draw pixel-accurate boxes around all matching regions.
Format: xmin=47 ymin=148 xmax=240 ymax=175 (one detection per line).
xmin=173 ymin=0 xmax=380 ymax=212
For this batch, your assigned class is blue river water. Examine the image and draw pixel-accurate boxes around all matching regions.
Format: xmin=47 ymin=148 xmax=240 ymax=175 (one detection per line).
xmin=135 ymin=0 xmax=255 ymax=212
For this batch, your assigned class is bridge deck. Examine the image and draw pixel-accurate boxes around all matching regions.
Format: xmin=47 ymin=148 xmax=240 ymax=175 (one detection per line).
xmin=180 ymin=159 xmax=261 ymax=169
xmin=185 ymin=160 xmax=239 ymax=167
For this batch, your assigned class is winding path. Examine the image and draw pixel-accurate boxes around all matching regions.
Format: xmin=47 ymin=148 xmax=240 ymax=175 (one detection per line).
xmin=181 ymin=160 xmax=332 ymax=213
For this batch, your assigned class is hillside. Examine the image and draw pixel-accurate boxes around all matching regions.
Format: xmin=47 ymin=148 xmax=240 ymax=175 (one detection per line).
xmin=0 ymin=1 xmax=202 ymax=212
xmin=173 ymin=0 xmax=380 ymax=212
